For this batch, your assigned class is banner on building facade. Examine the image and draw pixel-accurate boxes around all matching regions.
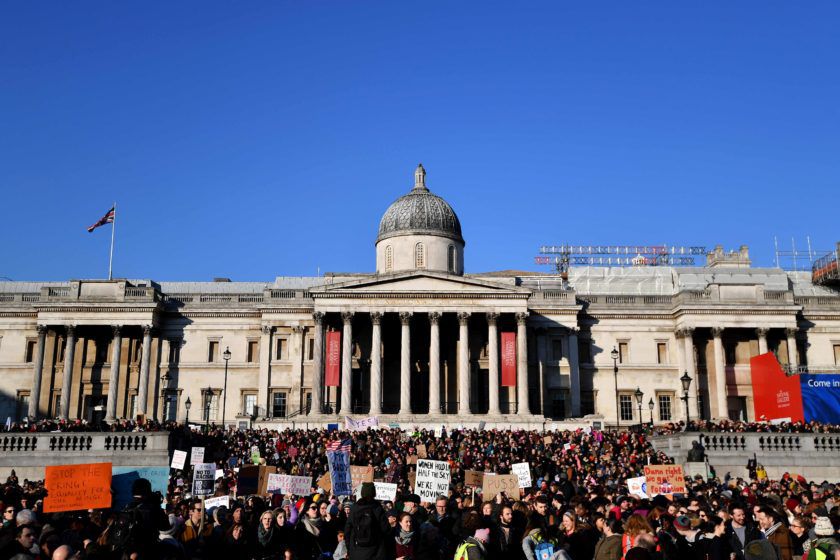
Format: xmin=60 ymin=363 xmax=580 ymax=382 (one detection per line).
xmin=799 ymin=374 xmax=840 ymax=424
xmin=325 ymin=331 xmax=341 ymax=386
xmin=750 ymin=353 xmax=804 ymax=422
xmin=501 ymin=332 xmax=516 ymax=387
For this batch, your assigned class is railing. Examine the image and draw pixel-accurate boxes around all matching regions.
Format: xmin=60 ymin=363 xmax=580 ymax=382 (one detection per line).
xmin=795 ymin=296 xmax=840 ymax=306
xmin=125 ymin=287 xmax=152 ymax=298
xmin=48 ymin=287 xmax=71 ymax=297
xmin=542 ymin=290 xmax=571 ymax=301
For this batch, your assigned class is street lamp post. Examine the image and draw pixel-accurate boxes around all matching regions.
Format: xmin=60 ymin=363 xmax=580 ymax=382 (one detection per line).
xmin=222 ymin=347 xmax=231 ymax=428
xmin=634 ymin=387 xmax=643 ymax=431
xmin=185 ymin=396 xmax=191 ymax=425
xmin=648 ymin=397 xmax=655 ymax=427
xmin=611 ymin=347 xmax=620 ymax=429
xmin=204 ymin=386 xmax=212 ymax=431
xmin=680 ymin=371 xmax=693 ymax=427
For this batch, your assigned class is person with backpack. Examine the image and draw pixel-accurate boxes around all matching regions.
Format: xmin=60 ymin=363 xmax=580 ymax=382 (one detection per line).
xmin=455 ymin=528 xmax=490 ymax=560
xmin=109 ymin=477 xmax=169 ymax=559
xmin=345 ymin=482 xmax=390 ymax=560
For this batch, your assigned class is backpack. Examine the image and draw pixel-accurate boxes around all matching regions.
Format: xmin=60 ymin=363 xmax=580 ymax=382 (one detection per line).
xmin=455 ymin=541 xmax=477 ymax=560
xmin=110 ymin=503 xmax=144 ymax=551
xmin=535 ymin=541 xmax=555 ymax=560
xmin=353 ymin=508 xmax=378 ymax=547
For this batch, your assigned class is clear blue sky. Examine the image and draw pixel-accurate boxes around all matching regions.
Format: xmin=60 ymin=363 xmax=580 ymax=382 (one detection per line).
xmin=2 ymin=2 xmax=838 ymax=281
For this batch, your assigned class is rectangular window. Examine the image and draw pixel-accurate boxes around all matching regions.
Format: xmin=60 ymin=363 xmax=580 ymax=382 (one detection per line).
xmin=163 ymin=393 xmax=178 ymax=422
xmin=168 ymin=339 xmax=181 ymax=364
xmin=247 ymin=340 xmax=258 ymax=363
xmin=17 ymin=393 xmax=30 ymax=421
xmin=25 ymin=339 xmax=36 ymax=363
xmin=658 ymin=394 xmax=672 ymax=421
xmin=834 ymin=344 xmax=840 ymax=365
xmin=308 ymin=339 xmax=314 ymax=361
xmin=95 ymin=339 xmax=108 ymax=363
xmin=276 ymin=338 xmax=285 ymax=360
xmin=203 ymin=392 xmax=219 ymax=421
xmin=619 ymin=394 xmax=633 ymax=421
xmin=657 ymin=343 xmax=668 ymax=365
xmin=53 ymin=394 xmax=61 ymax=418
xmin=129 ymin=394 xmax=138 ymax=419
xmin=244 ymin=394 xmax=257 ymax=416
xmin=305 ymin=392 xmax=312 ymax=414
xmin=618 ymin=342 xmax=629 ymax=364
xmin=208 ymin=340 xmax=219 ymax=363
xmin=581 ymin=391 xmax=595 ymax=416
xmin=272 ymin=392 xmax=287 ymax=418
xmin=552 ymin=339 xmax=563 ymax=361
xmin=579 ymin=340 xmax=592 ymax=364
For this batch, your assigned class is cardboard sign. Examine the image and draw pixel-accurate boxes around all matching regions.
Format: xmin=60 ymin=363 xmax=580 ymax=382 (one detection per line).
xmin=190 ymin=447 xmax=205 ymax=465
xmin=543 ymin=435 xmax=553 ymax=445
xmin=626 ymin=476 xmax=648 ymax=499
xmin=204 ymin=495 xmax=230 ymax=510
xmin=317 ymin=472 xmax=332 ymax=491
xmin=464 ymin=470 xmax=485 ymax=487
xmin=193 ymin=463 xmax=216 ymax=497
xmin=44 ymin=463 xmax=112 ymax=513
xmin=328 ymin=450 xmax=352 ymax=496
xmin=350 ymin=465 xmax=374 ymax=491
xmin=482 ymin=473 xmax=520 ymax=501
xmin=512 ymin=463 xmax=532 ymax=488
xmin=408 ymin=469 xmax=416 ymax=489
xmin=237 ymin=465 xmax=277 ymax=496
xmin=643 ymin=465 xmax=686 ymax=496
xmin=407 ymin=455 xmax=418 ymax=465
xmin=111 ymin=466 xmax=169 ymax=509
xmin=413 ymin=459 xmax=450 ymax=502
xmin=416 ymin=444 xmax=427 ymax=459
xmin=171 ymin=450 xmax=187 ymax=470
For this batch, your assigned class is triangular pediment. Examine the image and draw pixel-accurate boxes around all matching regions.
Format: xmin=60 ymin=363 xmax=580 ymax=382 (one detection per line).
xmin=310 ymin=271 xmax=530 ymax=295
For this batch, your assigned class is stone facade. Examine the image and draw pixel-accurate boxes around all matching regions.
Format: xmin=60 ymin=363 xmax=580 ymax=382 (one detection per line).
xmin=2 ymin=167 xmax=839 ymax=428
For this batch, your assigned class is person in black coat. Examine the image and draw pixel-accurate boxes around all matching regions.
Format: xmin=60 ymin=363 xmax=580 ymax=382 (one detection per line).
xmin=345 ymin=483 xmax=391 ymax=560
xmin=488 ymin=504 xmax=524 ymax=560
xmin=725 ymin=504 xmax=764 ymax=560
xmin=253 ymin=510 xmax=284 ymax=560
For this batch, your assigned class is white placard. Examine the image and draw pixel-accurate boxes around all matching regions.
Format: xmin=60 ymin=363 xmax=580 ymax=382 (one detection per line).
xmin=626 ymin=476 xmax=648 ymax=499
xmin=171 ymin=450 xmax=187 ymax=470
xmin=345 ymin=415 xmax=379 ymax=431
xmin=357 ymin=481 xmax=398 ymax=501
xmin=267 ymin=473 xmax=312 ymax=495
xmin=413 ymin=459 xmax=450 ymax=502
xmin=204 ymin=495 xmax=230 ymax=509
xmin=190 ymin=447 xmax=205 ymax=465
xmin=215 ymin=469 xmax=225 ymax=480
xmin=512 ymin=462 xmax=532 ymax=488
xmin=192 ymin=463 xmax=215 ymax=497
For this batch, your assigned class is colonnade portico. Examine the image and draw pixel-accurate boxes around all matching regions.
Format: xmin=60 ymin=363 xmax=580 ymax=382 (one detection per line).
xmin=306 ymin=309 xmax=535 ymax=418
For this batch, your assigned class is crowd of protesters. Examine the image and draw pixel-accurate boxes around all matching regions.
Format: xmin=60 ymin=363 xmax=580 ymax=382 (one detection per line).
xmin=0 ymin=422 xmax=839 ymax=560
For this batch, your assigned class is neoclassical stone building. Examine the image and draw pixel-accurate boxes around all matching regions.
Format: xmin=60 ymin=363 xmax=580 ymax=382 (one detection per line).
xmin=1 ymin=165 xmax=839 ymax=428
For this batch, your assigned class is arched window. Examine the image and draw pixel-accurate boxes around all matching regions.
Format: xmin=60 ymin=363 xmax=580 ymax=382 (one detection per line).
xmin=415 ymin=242 xmax=425 ymax=268
xmin=385 ymin=245 xmax=393 ymax=271
xmin=448 ymin=245 xmax=456 ymax=273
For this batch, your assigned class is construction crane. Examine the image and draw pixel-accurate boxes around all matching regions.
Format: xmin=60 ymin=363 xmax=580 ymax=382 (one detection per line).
xmin=535 ymin=245 xmax=707 ymax=276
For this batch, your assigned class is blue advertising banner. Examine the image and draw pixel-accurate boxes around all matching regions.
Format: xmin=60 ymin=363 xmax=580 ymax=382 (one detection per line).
xmin=800 ymin=374 xmax=840 ymax=424
xmin=112 ymin=466 xmax=169 ymax=509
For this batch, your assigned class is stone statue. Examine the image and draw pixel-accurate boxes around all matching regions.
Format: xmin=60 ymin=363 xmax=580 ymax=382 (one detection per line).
xmin=687 ymin=439 xmax=706 ymax=462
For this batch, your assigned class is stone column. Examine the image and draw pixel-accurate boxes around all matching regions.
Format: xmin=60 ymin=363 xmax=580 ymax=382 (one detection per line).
xmin=757 ymin=327 xmax=769 ymax=355
xmin=290 ymin=326 xmax=304 ymax=415
xmin=28 ymin=325 xmax=48 ymax=419
xmin=309 ymin=312 xmax=324 ymax=415
xmin=106 ymin=325 xmax=123 ymax=422
xmin=457 ymin=312 xmax=470 ymax=415
xmin=399 ymin=312 xmax=412 ymax=415
xmin=786 ymin=327 xmax=799 ymax=368
xmin=711 ymin=327 xmax=728 ymax=420
xmin=516 ymin=313 xmax=530 ymax=414
xmin=369 ymin=313 xmax=383 ymax=415
xmin=340 ymin=312 xmax=354 ymax=414
xmin=429 ymin=312 xmax=442 ymax=415
xmin=137 ymin=325 xmax=153 ymax=416
xmin=487 ymin=313 xmax=501 ymax=416
xmin=681 ymin=328 xmax=699 ymax=420
xmin=59 ymin=326 xmax=77 ymax=421
xmin=536 ymin=328 xmax=547 ymax=416
xmin=567 ymin=327 xmax=582 ymax=417
xmin=258 ymin=325 xmax=273 ymax=417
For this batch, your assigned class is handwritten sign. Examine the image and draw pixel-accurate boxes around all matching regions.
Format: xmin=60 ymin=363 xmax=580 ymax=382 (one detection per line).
xmin=171 ymin=450 xmax=187 ymax=470
xmin=111 ymin=466 xmax=169 ymax=509
xmin=317 ymin=472 xmax=332 ymax=492
xmin=626 ymin=476 xmax=648 ymax=499
xmin=190 ymin=447 xmax=205 ymax=465
xmin=328 ymin=450 xmax=352 ymax=496
xmin=512 ymin=463 xmax=532 ymax=488
xmin=44 ymin=463 xmax=112 ymax=513
xmin=482 ymin=473 xmax=520 ymax=501
xmin=193 ymin=463 xmax=216 ymax=497
xmin=643 ymin=465 xmax=686 ymax=496
xmin=204 ymin=495 xmax=230 ymax=510
xmin=465 ymin=470 xmax=485 ymax=487
xmin=413 ymin=459 xmax=450 ymax=502
xmin=356 ymin=481 xmax=397 ymax=501
xmin=543 ymin=435 xmax=553 ymax=445
xmin=416 ymin=444 xmax=428 ymax=459
xmin=350 ymin=465 xmax=374 ymax=491
xmin=345 ymin=415 xmax=379 ymax=431
xmin=267 ymin=473 xmax=312 ymax=495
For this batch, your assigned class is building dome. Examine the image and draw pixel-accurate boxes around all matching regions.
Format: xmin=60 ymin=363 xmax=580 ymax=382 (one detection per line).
xmin=376 ymin=164 xmax=464 ymax=244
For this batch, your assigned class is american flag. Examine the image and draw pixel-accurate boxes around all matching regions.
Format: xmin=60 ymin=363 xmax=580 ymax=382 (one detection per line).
xmin=87 ymin=206 xmax=115 ymax=232
xmin=326 ymin=439 xmax=352 ymax=453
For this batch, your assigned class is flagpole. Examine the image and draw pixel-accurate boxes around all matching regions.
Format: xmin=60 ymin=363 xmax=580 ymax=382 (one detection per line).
xmin=108 ymin=202 xmax=116 ymax=281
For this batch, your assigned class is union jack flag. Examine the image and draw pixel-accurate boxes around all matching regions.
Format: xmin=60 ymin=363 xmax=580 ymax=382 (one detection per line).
xmin=326 ymin=439 xmax=352 ymax=453
xmin=87 ymin=206 xmax=115 ymax=233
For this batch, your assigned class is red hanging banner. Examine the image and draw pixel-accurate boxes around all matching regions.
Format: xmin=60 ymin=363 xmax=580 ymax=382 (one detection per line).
xmin=325 ymin=331 xmax=341 ymax=387
xmin=750 ymin=352 xmax=804 ymax=422
xmin=501 ymin=332 xmax=517 ymax=387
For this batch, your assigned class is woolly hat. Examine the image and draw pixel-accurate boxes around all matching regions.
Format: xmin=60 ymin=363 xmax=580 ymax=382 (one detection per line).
xmin=474 ymin=528 xmax=490 ymax=543
xmin=814 ymin=516 xmax=834 ymax=537
xmin=744 ymin=540 xmax=779 ymax=560
xmin=785 ymin=498 xmax=800 ymax=512
xmin=674 ymin=515 xmax=691 ymax=531
xmin=360 ymin=482 xmax=376 ymax=500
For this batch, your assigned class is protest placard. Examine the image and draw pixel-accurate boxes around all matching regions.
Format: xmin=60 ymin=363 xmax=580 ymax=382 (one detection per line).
xmin=215 ymin=469 xmax=225 ymax=480
xmin=267 ymin=474 xmax=312 ymax=495
xmin=543 ymin=435 xmax=553 ymax=445
xmin=482 ymin=473 xmax=520 ymax=501
xmin=626 ymin=476 xmax=648 ymax=499
xmin=237 ymin=465 xmax=276 ymax=496
xmin=416 ymin=444 xmax=427 ymax=459
xmin=317 ymin=472 xmax=332 ymax=492
xmin=407 ymin=455 xmax=418 ymax=465
xmin=44 ymin=463 xmax=112 ymax=513
xmin=190 ymin=447 xmax=205 ymax=465
xmin=328 ymin=450 xmax=352 ymax=496
xmin=643 ymin=465 xmax=686 ymax=496
xmin=171 ymin=450 xmax=187 ymax=470
xmin=355 ymin=481 xmax=398 ymax=501
xmin=266 ymin=473 xmax=283 ymax=494
xmin=345 ymin=415 xmax=379 ymax=431
xmin=350 ymin=465 xmax=374 ymax=491
xmin=511 ymin=463 xmax=532 ymax=488
xmin=464 ymin=470 xmax=485 ymax=487
xmin=193 ymin=463 xmax=216 ymax=497
xmin=204 ymin=496 xmax=230 ymax=510
xmin=112 ymin=466 xmax=169 ymax=509
xmin=413 ymin=459 xmax=450 ymax=502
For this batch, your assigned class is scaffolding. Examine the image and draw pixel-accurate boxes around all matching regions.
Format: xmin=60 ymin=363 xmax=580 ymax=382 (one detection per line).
xmin=812 ymin=242 xmax=840 ymax=287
